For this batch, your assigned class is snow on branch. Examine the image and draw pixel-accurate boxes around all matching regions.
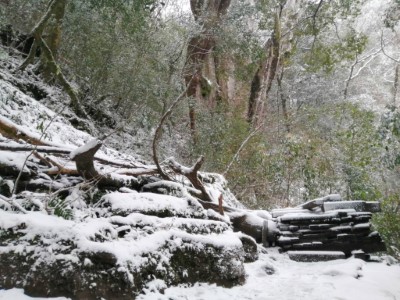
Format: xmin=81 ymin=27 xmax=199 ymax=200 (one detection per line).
xmin=166 ymin=156 xmax=213 ymax=202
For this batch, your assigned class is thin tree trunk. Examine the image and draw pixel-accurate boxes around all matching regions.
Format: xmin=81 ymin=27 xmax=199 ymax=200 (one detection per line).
xmin=277 ymin=70 xmax=290 ymax=133
xmin=18 ymin=0 xmax=86 ymax=117
xmin=41 ymin=0 xmax=67 ymax=82
xmin=394 ymin=64 xmax=399 ymax=106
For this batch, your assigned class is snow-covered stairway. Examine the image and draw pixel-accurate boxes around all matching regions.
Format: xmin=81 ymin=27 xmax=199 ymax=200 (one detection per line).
xmin=269 ymin=195 xmax=386 ymax=261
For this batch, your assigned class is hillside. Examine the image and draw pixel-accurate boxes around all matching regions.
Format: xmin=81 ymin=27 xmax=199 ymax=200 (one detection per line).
xmin=0 ymin=44 xmax=400 ymax=300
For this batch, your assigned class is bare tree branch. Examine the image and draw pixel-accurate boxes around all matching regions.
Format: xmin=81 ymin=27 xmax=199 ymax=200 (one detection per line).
xmin=380 ymin=31 xmax=400 ymax=64
xmin=166 ymin=156 xmax=213 ymax=202
xmin=223 ymin=124 xmax=263 ymax=176
xmin=152 ymin=82 xmax=191 ymax=180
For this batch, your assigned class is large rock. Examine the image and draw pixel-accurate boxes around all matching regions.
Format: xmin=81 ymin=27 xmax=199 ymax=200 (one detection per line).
xmin=0 ymin=208 xmax=247 ymax=299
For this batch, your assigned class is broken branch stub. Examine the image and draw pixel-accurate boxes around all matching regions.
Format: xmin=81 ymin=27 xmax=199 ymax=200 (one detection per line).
xmin=70 ymin=139 xmax=102 ymax=180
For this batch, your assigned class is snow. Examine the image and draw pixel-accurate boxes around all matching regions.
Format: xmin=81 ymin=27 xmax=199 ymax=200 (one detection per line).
xmin=0 ymin=289 xmax=69 ymax=300
xmin=287 ymin=250 xmax=346 ymax=256
xmin=103 ymin=191 xmax=206 ymax=218
xmin=0 ymin=208 xmax=242 ymax=271
xmin=0 ymin=75 xmax=142 ymax=168
xmin=69 ymin=138 xmax=101 ymax=159
xmin=0 ymin=150 xmax=31 ymax=173
xmin=2 ymin=251 xmax=399 ymax=300
xmin=137 ymin=250 xmax=400 ymax=300
xmin=109 ymin=213 xmax=230 ymax=234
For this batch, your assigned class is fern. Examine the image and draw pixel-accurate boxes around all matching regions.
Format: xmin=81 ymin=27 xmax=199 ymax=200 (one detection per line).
xmin=48 ymin=197 xmax=73 ymax=220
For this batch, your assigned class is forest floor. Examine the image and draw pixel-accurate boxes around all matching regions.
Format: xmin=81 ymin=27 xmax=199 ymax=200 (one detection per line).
xmin=1 ymin=249 xmax=400 ymax=300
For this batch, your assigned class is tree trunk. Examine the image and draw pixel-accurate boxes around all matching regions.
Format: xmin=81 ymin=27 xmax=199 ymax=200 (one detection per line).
xmin=277 ymin=69 xmax=290 ymax=133
xmin=393 ymin=64 xmax=399 ymax=106
xmin=247 ymin=12 xmax=281 ymax=127
xmin=185 ymin=0 xmax=231 ymax=141
xmin=41 ymin=0 xmax=67 ymax=82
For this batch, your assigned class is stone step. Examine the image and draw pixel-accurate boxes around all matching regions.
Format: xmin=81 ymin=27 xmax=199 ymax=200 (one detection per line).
xmin=288 ymin=250 xmax=345 ymax=262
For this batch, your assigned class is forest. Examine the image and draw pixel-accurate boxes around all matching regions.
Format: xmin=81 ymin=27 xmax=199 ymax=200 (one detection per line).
xmin=0 ymin=0 xmax=400 ymax=299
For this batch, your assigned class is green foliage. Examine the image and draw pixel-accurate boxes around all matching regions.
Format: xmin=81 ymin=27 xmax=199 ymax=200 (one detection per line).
xmin=373 ymin=194 xmax=400 ymax=259
xmin=380 ymin=106 xmax=400 ymax=168
xmin=48 ymin=197 xmax=73 ymax=220
xmin=0 ymin=0 xmax=48 ymax=32
xmin=203 ymin=102 xmax=386 ymax=209
xmin=194 ymin=109 xmax=252 ymax=172
xmin=384 ymin=0 xmax=400 ymax=28
xmin=334 ymin=103 xmax=381 ymax=200
xmin=305 ymin=32 xmax=368 ymax=73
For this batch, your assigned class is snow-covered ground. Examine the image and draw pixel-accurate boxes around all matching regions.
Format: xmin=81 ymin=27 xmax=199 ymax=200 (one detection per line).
xmin=139 ymin=250 xmax=400 ymax=300
xmin=1 ymin=249 xmax=400 ymax=300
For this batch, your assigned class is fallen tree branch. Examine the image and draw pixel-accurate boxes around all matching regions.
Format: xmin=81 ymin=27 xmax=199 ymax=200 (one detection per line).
xmin=33 ymin=151 xmax=78 ymax=175
xmin=0 ymin=118 xmax=47 ymax=146
xmin=44 ymin=156 xmax=79 ymax=175
xmin=115 ymin=168 xmax=158 ymax=177
xmin=0 ymin=194 xmax=28 ymax=214
xmin=0 ymin=142 xmax=142 ymax=169
xmin=70 ymin=139 xmax=139 ymax=190
xmin=166 ymin=156 xmax=213 ymax=202
xmin=0 ymin=142 xmax=70 ymax=153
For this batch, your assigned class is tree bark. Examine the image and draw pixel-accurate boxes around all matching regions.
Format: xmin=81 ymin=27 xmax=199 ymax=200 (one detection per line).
xmin=247 ymin=12 xmax=281 ymax=126
xmin=18 ymin=0 xmax=86 ymax=118
xmin=185 ymin=0 xmax=231 ymax=141
xmin=41 ymin=0 xmax=67 ymax=82
xmin=277 ymin=69 xmax=290 ymax=133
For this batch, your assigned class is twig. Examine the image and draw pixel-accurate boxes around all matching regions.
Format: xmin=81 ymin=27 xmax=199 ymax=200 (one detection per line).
xmin=0 ymin=194 xmax=28 ymax=214
xmin=11 ymin=103 xmax=68 ymax=196
xmin=380 ymin=31 xmax=400 ymax=64
xmin=344 ymin=47 xmax=382 ymax=99
xmin=223 ymin=124 xmax=263 ymax=176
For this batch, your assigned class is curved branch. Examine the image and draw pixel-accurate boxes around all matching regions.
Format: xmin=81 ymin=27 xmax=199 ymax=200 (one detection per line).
xmin=166 ymin=156 xmax=213 ymax=202
xmin=152 ymin=82 xmax=191 ymax=180
xmin=380 ymin=31 xmax=400 ymax=63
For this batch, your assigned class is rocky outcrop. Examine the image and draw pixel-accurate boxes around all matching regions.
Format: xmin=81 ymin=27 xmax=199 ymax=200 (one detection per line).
xmin=0 ymin=191 xmax=250 ymax=299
